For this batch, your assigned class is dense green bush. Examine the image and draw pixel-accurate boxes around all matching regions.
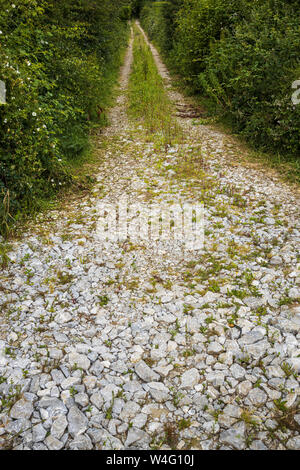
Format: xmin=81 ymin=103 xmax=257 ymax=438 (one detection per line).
xmin=140 ymin=0 xmax=300 ymax=158
xmin=140 ymin=1 xmax=183 ymax=58
xmin=200 ymin=3 xmax=300 ymax=154
xmin=141 ymin=0 xmax=247 ymax=86
xmin=0 ymin=0 xmax=131 ymax=235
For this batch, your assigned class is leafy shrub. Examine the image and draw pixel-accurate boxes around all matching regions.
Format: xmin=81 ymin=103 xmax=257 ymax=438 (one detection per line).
xmin=128 ymin=25 xmax=179 ymax=146
xmin=141 ymin=0 xmax=300 ymax=158
xmin=140 ymin=1 xmax=182 ymax=57
xmin=141 ymin=0 xmax=247 ymax=88
xmin=200 ymin=3 xmax=300 ymax=155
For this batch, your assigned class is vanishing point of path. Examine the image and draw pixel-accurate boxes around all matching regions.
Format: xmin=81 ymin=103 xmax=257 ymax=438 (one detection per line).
xmin=0 ymin=23 xmax=299 ymax=450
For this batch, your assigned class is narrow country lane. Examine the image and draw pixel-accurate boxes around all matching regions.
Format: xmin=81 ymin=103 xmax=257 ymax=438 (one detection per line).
xmin=0 ymin=23 xmax=299 ymax=451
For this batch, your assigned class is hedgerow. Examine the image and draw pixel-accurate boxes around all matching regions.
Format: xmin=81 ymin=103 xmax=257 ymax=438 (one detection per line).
xmin=140 ymin=0 xmax=300 ymax=160
xmin=199 ymin=2 xmax=300 ymax=155
xmin=0 ymin=0 xmax=131 ymax=235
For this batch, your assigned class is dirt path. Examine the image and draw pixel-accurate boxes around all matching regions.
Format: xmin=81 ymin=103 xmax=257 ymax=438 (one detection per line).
xmin=0 ymin=23 xmax=299 ymax=451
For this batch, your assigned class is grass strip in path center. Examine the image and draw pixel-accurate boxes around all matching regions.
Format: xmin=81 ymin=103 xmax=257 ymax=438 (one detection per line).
xmin=128 ymin=24 xmax=182 ymax=149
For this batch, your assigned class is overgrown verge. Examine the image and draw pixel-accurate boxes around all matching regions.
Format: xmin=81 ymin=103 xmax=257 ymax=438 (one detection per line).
xmin=128 ymin=24 xmax=181 ymax=148
xmin=140 ymin=0 xmax=300 ymax=177
xmin=0 ymin=0 xmax=132 ymax=237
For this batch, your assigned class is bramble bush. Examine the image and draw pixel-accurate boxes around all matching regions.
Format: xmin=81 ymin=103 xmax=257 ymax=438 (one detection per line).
xmin=140 ymin=0 xmax=300 ymax=160
xmin=0 ymin=0 xmax=131 ymax=235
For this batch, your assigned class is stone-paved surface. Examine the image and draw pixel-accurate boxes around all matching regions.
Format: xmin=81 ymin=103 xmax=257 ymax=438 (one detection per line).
xmin=0 ymin=24 xmax=299 ymax=451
